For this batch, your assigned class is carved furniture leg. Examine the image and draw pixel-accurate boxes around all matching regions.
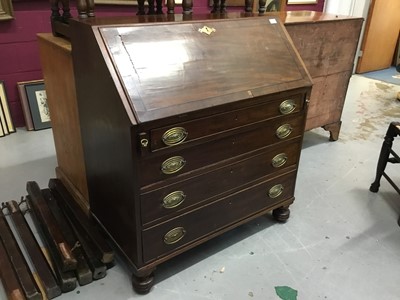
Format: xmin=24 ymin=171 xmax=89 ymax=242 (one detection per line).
xmin=132 ymin=270 xmax=155 ymax=294
xmin=182 ymin=0 xmax=193 ymax=14
xmin=166 ymin=0 xmax=175 ymax=14
xmin=86 ymin=0 xmax=95 ymax=17
xmin=220 ymin=0 xmax=226 ymax=13
xmin=61 ymin=0 xmax=72 ymax=20
xmin=258 ymin=0 xmax=266 ymax=14
xmin=322 ymin=121 xmax=342 ymax=141
xmin=77 ymin=0 xmax=88 ymax=18
xmin=148 ymin=0 xmax=156 ymax=15
xmin=211 ymin=0 xmax=220 ymax=13
xmin=370 ymin=122 xmax=400 ymax=193
xmin=137 ymin=0 xmax=146 ymax=15
xmin=156 ymin=0 xmax=163 ymax=14
xmin=244 ymin=0 xmax=253 ymax=12
xmin=272 ymin=205 xmax=290 ymax=222
xmin=50 ymin=0 xmax=61 ymax=20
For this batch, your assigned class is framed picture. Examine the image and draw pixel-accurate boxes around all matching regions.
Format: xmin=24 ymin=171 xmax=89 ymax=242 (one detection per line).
xmin=287 ymin=0 xmax=317 ymax=4
xmin=0 ymin=0 xmax=14 ymax=21
xmin=18 ymin=80 xmax=51 ymax=131
xmin=0 ymin=80 xmax=15 ymax=133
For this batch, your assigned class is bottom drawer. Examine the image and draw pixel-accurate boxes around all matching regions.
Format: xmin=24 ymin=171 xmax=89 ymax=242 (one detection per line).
xmin=141 ymin=171 xmax=296 ymax=263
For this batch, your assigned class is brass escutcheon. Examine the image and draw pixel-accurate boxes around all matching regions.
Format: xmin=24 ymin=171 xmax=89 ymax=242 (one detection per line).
xmin=161 ymin=156 xmax=186 ymax=174
xmin=162 ymin=127 xmax=188 ymax=146
xmin=268 ymin=184 xmax=284 ymax=198
xmin=272 ymin=153 xmax=288 ymax=168
xmin=276 ymin=124 xmax=292 ymax=139
xmin=198 ymin=26 xmax=216 ymax=35
xmin=164 ymin=227 xmax=186 ymax=245
xmin=279 ymin=99 xmax=296 ymax=115
xmin=163 ymin=191 xmax=186 ymax=209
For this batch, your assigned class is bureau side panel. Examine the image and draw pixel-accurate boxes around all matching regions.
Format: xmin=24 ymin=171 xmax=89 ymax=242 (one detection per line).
xmin=304 ymin=71 xmax=352 ymax=131
xmin=38 ymin=34 xmax=89 ymax=212
xmin=286 ymin=19 xmax=363 ymax=77
xmin=286 ymin=18 xmax=363 ymax=133
xmin=70 ymin=22 xmax=142 ymax=267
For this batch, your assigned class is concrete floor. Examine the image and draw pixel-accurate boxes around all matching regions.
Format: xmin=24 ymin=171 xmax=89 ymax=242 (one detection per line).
xmin=1 ymin=74 xmax=400 ymax=299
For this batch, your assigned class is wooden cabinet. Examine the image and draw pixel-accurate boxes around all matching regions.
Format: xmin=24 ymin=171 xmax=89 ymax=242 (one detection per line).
xmin=65 ymin=15 xmax=311 ymax=293
xmin=282 ymin=11 xmax=363 ymax=140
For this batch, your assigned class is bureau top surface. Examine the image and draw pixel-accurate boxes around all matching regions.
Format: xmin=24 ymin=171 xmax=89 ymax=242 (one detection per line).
xmin=95 ymin=17 xmax=312 ymax=123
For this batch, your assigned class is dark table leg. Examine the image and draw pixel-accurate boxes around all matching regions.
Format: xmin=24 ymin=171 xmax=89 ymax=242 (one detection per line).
xmin=370 ymin=122 xmax=400 ymax=193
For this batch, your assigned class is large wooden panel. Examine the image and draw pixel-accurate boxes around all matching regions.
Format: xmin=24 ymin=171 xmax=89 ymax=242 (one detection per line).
xmin=356 ymin=0 xmax=400 ymax=73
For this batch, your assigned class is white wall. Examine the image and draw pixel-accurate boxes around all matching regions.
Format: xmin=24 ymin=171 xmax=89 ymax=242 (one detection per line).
xmin=324 ymin=0 xmax=372 ymax=73
xmin=324 ymin=0 xmax=370 ymax=17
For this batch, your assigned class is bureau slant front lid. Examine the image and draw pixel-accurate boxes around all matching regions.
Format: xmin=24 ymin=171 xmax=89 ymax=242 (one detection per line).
xmin=99 ymin=17 xmax=312 ymax=123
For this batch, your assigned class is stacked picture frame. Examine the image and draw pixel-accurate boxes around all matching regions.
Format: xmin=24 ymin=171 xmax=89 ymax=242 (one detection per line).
xmin=0 ymin=81 xmax=15 ymax=137
xmin=17 ymin=80 xmax=51 ymax=131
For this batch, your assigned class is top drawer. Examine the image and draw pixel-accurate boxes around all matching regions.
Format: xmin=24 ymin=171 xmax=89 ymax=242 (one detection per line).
xmin=148 ymin=93 xmax=305 ymax=152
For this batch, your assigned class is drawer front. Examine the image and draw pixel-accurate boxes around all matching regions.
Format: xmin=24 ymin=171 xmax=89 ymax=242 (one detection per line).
xmin=149 ymin=94 xmax=305 ymax=151
xmin=141 ymin=171 xmax=296 ymax=263
xmin=139 ymin=113 xmax=305 ymax=187
xmin=140 ymin=139 xmax=302 ymax=226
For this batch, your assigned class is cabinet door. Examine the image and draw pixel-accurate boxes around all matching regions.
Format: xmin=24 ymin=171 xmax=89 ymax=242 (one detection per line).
xmin=356 ymin=0 xmax=400 ymax=73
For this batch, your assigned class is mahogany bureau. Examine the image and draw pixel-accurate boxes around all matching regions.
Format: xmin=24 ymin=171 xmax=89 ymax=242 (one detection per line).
xmin=64 ymin=15 xmax=312 ymax=293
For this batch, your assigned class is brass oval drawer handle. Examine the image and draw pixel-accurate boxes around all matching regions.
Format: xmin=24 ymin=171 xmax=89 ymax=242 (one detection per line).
xmin=271 ymin=153 xmax=288 ymax=168
xmin=164 ymin=227 xmax=186 ymax=245
xmin=161 ymin=156 xmax=186 ymax=175
xmin=279 ymin=99 xmax=296 ymax=115
xmin=162 ymin=127 xmax=188 ymax=146
xmin=276 ymin=124 xmax=292 ymax=139
xmin=268 ymin=184 xmax=284 ymax=198
xmin=162 ymin=191 xmax=186 ymax=209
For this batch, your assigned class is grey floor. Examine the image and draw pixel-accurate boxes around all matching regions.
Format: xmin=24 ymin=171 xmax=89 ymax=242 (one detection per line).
xmin=1 ymin=74 xmax=400 ymax=299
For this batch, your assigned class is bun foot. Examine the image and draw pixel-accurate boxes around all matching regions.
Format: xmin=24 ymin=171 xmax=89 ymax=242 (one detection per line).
xmin=273 ymin=206 xmax=290 ymax=223
xmin=132 ymin=272 xmax=155 ymax=294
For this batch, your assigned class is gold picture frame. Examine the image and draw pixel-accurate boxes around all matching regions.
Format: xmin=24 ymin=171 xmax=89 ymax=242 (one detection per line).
xmin=287 ymin=0 xmax=317 ymax=4
xmin=0 ymin=0 xmax=13 ymax=21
